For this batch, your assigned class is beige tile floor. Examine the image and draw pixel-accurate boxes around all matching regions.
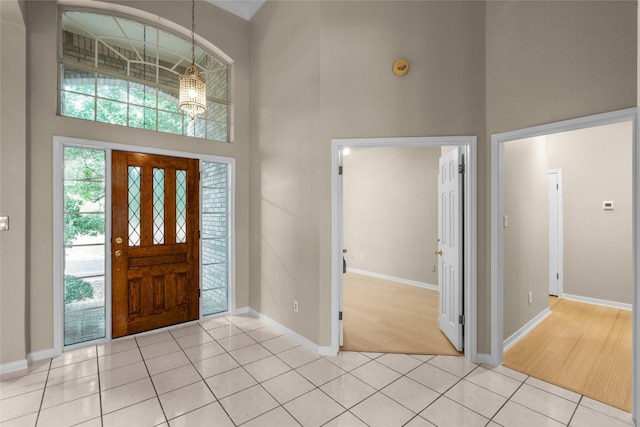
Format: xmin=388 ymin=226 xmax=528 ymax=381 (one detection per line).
xmin=0 ymin=314 xmax=635 ymax=427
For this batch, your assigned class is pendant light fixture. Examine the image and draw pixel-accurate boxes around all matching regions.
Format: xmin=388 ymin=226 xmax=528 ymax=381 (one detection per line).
xmin=179 ymin=0 xmax=206 ymax=119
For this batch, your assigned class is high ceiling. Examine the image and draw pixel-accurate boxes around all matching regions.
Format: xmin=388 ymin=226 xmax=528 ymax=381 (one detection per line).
xmin=207 ymin=0 xmax=265 ymax=20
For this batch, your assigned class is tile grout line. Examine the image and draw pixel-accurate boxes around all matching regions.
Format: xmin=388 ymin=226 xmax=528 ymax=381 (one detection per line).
xmin=567 ymin=395 xmax=584 ymax=427
xmin=168 ymin=320 xmax=241 ymax=427
xmin=33 ymin=358 xmax=53 ymax=427
xmin=221 ymin=322 xmax=314 ymax=426
xmin=95 ymin=345 xmax=105 ymax=427
xmin=134 ymin=335 xmax=171 ymax=426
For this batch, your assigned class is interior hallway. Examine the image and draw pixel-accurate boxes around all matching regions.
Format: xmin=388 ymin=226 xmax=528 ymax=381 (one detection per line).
xmin=504 ymin=297 xmax=632 ymax=412
xmin=0 ymin=313 xmax=634 ymax=426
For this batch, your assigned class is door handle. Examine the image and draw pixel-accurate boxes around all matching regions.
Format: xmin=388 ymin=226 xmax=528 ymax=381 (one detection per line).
xmin=435 ymin=250 xmax=442 ymax=256
xmin=343 ymin=249 xmax=347 ymax=253
xmin=115 ymin=250 xmax=123 ymax=257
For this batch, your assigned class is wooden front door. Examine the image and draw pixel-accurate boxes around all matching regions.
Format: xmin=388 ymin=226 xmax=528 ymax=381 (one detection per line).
xmin=112 ymin=151 xmax=199 ymax=338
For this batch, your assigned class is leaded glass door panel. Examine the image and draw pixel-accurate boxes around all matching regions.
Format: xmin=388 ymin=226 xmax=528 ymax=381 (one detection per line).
xmin=112 ymin=151 xmax=199 ymax=338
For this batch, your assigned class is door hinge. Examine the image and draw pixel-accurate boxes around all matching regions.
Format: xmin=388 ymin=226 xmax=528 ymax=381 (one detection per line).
xmin=557 ymin=273 xmax=559 ymax=280
xmin=556 ymin=183 xmax=559 ymax=190
xmin=339 ymin=311 xmax=343 ymax=321
xmin=199 ymin=289 xmax=201 ymax=298
xmin=339 ymin=166 xmax=343 ymax=175
xmin=458 ymin=163 xmax=465 ymax=174
xmin=458 ymin=314 xmax=465 ymax=325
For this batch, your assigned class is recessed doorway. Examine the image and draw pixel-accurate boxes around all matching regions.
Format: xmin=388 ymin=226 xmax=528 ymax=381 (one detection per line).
xmin=330 ymin=136 xmax=478 ymax=360
xmin=490 ymin=109 xmax=637 ymax=414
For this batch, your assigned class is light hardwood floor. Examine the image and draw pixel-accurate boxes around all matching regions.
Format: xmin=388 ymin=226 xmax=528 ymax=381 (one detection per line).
xmin=340 ymin=272 xmax=461 ymax=355
xmin=504 ymin=297 xmax=632 ymax=412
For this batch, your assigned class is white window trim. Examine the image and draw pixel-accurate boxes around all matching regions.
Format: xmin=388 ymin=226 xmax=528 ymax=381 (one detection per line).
xmin=53 ymin=135 xmax=236 ymax=354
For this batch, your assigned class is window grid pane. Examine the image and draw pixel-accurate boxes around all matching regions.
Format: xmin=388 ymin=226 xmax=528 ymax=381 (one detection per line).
xmin=60 ymin=11 xmax=230 ymax=142
xmin=153 ymin=168 xmax=165 ymax=245
xmin=201 ymin=161 xmax=228 ymax=316
xmin=176 ymin=170 xmax=187 ymax=243
xmin=63 ymin=147 xmax=106 ymax=346
xmin=128 ymin=166 xmax=141 ymax=246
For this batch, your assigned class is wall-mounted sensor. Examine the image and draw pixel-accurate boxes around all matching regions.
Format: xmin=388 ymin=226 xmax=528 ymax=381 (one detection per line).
xmin=603 ymin=201 xmax=615 ymax=211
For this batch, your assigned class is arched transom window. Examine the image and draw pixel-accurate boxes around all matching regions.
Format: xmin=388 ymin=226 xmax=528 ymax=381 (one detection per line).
xmin=59 ymin=10 xmax=229 ymax=142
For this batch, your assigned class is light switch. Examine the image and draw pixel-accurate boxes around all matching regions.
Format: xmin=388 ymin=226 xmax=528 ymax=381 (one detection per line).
xmin=0 ymin=216 xmax=8 ymax=231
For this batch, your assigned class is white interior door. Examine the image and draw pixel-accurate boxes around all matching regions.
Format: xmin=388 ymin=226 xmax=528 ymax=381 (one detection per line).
xmin=438 ymin=147 xmax=463 ymax=351
xmin=548 ymin=170 xmax=562 ymax=296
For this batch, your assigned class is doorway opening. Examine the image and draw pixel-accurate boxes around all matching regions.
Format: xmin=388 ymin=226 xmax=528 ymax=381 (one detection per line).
xmin=331 ymin=136 xmax=478 ymax=360
xmin=490 ymin=108 xmax=637 ymax=414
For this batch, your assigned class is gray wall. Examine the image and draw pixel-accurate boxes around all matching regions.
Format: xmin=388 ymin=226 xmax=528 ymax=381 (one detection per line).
xmin=486 ymin=0 xmax=635 ymax=351
xmin=503 ymin=137 xmax=550 ymax=338
xmin=343 ymin=147 xmax=440 ymax=284
xmin=547 ymin=123 xmax=633 ymax=304
xmin=0 ymin=0 xmax=27 ymax=365
xmin=250 ymin=0 xmax=486 ymax=346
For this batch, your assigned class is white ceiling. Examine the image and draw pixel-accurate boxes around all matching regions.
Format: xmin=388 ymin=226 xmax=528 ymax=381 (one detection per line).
xmin=207 ymin=0 xmax=265 ymax=20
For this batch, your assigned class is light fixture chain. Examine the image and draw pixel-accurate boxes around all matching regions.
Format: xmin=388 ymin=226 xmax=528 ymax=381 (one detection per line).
xmin=191 ymin=0 xmax=196 ymax=67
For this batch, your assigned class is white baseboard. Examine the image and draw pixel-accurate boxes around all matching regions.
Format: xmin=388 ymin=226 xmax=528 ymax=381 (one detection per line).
xmin=233 ymin=306 xmax=250 ymax=315
xmin=0 ymin=347 xmax=57 ymax=375
xmin=473 ymin=353 xmax=497 ymax=366
xmin=347 ymin=268 xmax=438 ymax=292
xmin=503 ymin=307 xmax=552 ymax=352
xmin=0 ymin=358 xmax=28 ymax=375
xmin=561 ymin=293 xmax=632 ymax=311
xmin=249 ymin=309 xmax=335 ymax=356
xmin=28 ymin=348 xmax=56 ymax=363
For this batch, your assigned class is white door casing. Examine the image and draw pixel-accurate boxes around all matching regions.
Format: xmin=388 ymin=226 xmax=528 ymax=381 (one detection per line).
xmin=548 ymin=170 xmax=563 ymax=297
xmin=338 ymin=149 xmax=345 ymax=347
xmin=438 ymin=147 xmax=464 ymax=351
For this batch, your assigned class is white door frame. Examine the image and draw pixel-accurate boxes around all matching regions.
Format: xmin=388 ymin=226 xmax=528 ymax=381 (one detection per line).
xmin=490 ymin=108 xmax=638 ymax=419
xmin=547 ymin=169 xmax=563 ymax=297
xmin=52 ymin=135 xmax=237 ymax=355
xmin=331 ymin=136 xmax=478 ymax=361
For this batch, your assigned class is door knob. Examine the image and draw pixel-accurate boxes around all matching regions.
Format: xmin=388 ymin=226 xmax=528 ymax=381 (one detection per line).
xmin=435 ymin=250 xmax=443 ymax=256
xmin=115 ymin=250 xmax=123 ymax=257
xmin=343 ymin=249 xmax=348 ymax=253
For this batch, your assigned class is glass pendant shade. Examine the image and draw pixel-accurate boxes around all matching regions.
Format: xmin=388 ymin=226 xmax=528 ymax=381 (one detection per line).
xmin=179 ymin=65 xmax=206 ymax=118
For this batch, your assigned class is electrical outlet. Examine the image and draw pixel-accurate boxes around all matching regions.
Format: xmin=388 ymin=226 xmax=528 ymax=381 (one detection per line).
xmin=528 ymin=291 xmax=532 ymax=304
xmin=293 ymin=301 xmax=299 ymax=313
xmin=432 ymin=265 xmax=436 ymax=272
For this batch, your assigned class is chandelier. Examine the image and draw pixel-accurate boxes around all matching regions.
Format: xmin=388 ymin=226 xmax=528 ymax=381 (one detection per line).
xmin=179 ymin=0 xmax=206 ymax=118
